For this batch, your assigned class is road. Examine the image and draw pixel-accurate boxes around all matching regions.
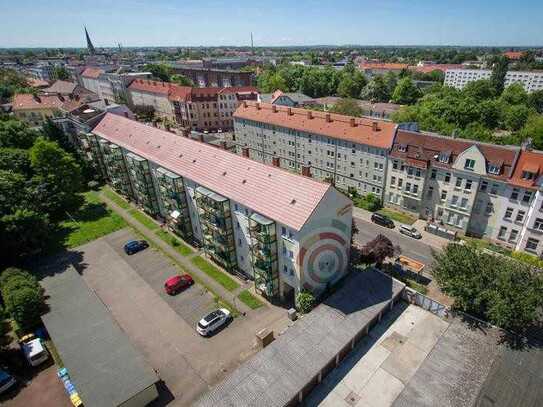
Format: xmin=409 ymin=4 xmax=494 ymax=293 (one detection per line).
xmin=353 ymin=215 xmax=438 ymax=270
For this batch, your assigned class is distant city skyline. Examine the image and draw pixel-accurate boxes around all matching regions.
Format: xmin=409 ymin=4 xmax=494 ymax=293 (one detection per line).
xmin=1 ymin=0 xmax=543 ymax=48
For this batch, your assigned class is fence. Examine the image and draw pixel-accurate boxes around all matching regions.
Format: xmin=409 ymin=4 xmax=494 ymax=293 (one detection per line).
xmin=402 ymin=286 xmax=449 ymax=319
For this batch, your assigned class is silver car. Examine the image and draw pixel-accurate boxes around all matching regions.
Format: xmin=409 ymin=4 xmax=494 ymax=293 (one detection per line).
xmin=196 ymin=308 xmax=231 ymax=336
xmin=399 ymin=225 xmax=422 ymax=239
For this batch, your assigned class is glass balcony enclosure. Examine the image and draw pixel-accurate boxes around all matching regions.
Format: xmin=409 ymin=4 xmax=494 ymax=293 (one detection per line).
xmin=125 ymin=152 xmax=160 ymax=215
xmin=249 ymin=213 xmax=279 ymax=298
xmin=195 ymin=186 xmax=237 ymax=271
xmin=155 ymin=167 xmax=193 ymax=239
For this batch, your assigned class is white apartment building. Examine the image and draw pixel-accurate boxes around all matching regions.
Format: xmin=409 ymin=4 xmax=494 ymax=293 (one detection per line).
xmin=81 ymin=67 xmax=151 ymax=104
xmin=82 ymin=113 xmax=353 ymax=302
xmin=233 ymin=102 xmax=398 ymax=199
xmin=385 ymin=130 xmax=543 ymax=256
xmin=445 ymin=68 xmax=543 ymax=92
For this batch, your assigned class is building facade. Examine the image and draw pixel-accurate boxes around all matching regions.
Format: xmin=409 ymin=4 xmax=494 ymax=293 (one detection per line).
xmin=385 ymin=130 xmax=543 ymax=256
xmin=81 ymin=67 xmax=151 ymax=104
xmin=444 ymin=69 xmax=543 ymax=92
xmin=11 ymin=93 xmax=64 ymax=126
xmin=78 ymin=113 xmax=353 ymax=301
xmin=171 ymin=66 xmax=253 ymax=87
xmin=233 ymin=102 xmax=398 ymax=198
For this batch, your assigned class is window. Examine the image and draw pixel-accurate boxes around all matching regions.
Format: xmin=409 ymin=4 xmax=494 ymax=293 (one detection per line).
xmin=398 ymin=144 xmax=407 ymax=152
xmin=427 ymin=186 xmax=434 ymax=197
xmin=391 ymin=176 xmax=396 ymax=186
xmin=464 ymin=159 xmax=475 ymax=170
xmin=413 ymin=184 xmax=419 ymax=194
xmin=465 ymin=179 xmax=472 ymax=190
xmin=485 ymin=202 xmax=493 ymax=215
xmin=490 ymin=184 xmax=499 ymax=195
xmin=521 ymin=171 xmax=535 ymax=180
xmin=288 ymin=250 xmax=294 ymax=259
xmin=480 ymin=181 xmax=488 ymax=192
xmin=516 ymin=210 xmax=526 ymax=222
xmin=455 ymin=178 xmax=462 ymax=188
xmin=534 ymin=218 xmax=543 ymax=231
xmin=451 ymin=195 xmax=459 ymax=206
xmin=406 ymin=182 xmax=411 ymax=192
xmin=441 ymin=190 xmax=447 ymax=200
xmin=498 ymin=226 xmax=508 ymax=239
xmin=509 ymin=229 xmax=519 ymax=242
xmin=438 ymin=151 xmax=450 ymax=163
xmin=522 ymin=191 xmax=533 ymax=203
xmin=281 ymin=226 xmax=287 ymax=236
xmin=511 ymin=188 xmax=519 ymax=200
xmin=398 ymin=179 xmax=403 ymax=187
xmin=444 ymin=173 xmax=451 ymax=183
xmin=504 ymin=207 xmax=513 ymax=220
xmin=525 ymin=238 xmax=539 ymax=252
xmin=431 ymin=169 xmax=437 ymax=179
xmin=460 ymin=198 xmax=468 ymax=208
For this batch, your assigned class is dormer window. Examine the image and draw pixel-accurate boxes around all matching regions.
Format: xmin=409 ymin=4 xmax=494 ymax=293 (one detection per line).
xmin=464 ymin=159 xmax=475 ymax=170
xmin=438 ymin=151 xmax=451 ymax=164
xmin=488 ymin=164 xmax=501 ymax=175
xmin=521 ymin=171 xmax=536 ymax=180
xmin=398 ymin=144 xmax=407 ymax=152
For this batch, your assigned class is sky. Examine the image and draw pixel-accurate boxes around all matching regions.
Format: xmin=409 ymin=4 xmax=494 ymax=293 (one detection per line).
xmin=0 ymin=0 xmax=542 ymax=48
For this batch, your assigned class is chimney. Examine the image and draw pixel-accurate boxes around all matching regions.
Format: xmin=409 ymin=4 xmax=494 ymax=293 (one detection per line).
xmin=198 ymin=133 xmax=204 ymax=142
xmin=74 ymin=95 xmax=80 ymax=101
xmin=243 ymin=100 xmax=247 ymax=108
xmin=272 ymin=105 xmax=277 ymax=113
xmin=272 ymin=157 xmax=280 ymax=167
xmin=325 ymin=113 xmax=332 ymax=123
xmin=287 ymin=107 xmax=292 ymax=116
xmin=33 ymin=95 xmax=41 ymax=103
xmin=242 ymin=147 xmax=250 ymax=157
xmin=372 ymin=121 xmax=379 ymax=131
xmin=123 ymin=112 xmax=128 ymax=118
xmin=307 ymin=111 xmax=313 ymax=119
xmin=301 ymin=165 xmax=312 ymax=177
xmin=104 ymin=98 xmax=109 ymax=106
xmin=58 ymin=94 xmax=65 ymax=102
xmin=350 ymin=118 xmax=356 ymax=127
xmin=256 ymin=102 xmax=261 ymax=110
xmin=521 ymin=138 xmax=533 ymax=151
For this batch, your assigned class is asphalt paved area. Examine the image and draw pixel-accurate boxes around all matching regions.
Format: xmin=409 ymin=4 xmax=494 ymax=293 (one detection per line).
xmin=66 ymin=228 xmax=288 ymax=406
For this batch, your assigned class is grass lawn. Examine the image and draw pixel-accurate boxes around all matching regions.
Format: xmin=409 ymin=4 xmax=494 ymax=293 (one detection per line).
xmin=378 ymin=208 xmax=417 ymax=225
xmin=102 ymin=187 xmax=131 ymax=210
xmin=46 ymin=190 xmax=126 ymax=253
xmin=191 ymin=256 xmax=240 ymax=292
xmin=155 ymin=230 xmax=192 ymax=256
xmin=237 ymin=290 xmax=264 ymax=309
xmin=128 ymin=208 xmax=159 ymax=231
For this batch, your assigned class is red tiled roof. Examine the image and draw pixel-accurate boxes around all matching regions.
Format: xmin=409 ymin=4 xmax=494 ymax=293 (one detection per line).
xmin=391 ymin=130 xmax=518 ymax=181
xmin=167 ymin=85 xmax=192 ymax=102
xmin=12 ymin=93 xmax=64 ymax=110
xmin=234 ymin=102 xmax=397 ymax=149
xmin=128 ymin=79 xmax=172 ymax=96
xmin=359 ymin=62 xmax=409 ymax=71
xmin=503 ymin=51 xmax=525 ymax=60
xmin=93 ymin=114 xmax=334 ymax=230
xmin=81 ymin=67 xmax=103 ymax=79
xmin=218 ymin=86 xmax=259 ymax=95
xmin=509 ymin=150 xmax=543 ymax=189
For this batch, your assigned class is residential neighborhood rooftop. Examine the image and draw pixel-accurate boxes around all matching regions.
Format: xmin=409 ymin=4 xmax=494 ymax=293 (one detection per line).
xmin=93 ymin=113 xmax=334 ymax=230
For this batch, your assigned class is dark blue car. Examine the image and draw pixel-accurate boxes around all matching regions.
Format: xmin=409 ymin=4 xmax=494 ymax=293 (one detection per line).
xmin=123 ymin=240 xmax=149 ymax=255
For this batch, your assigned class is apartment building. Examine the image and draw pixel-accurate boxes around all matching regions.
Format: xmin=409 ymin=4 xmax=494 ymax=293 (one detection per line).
xmin=128 ymin=79 xmax=177 ymax=121
xmin=81 ymin=67 xmax=151 ymax=104
xmin=79 ymin=113 xmax=353 ymax=301
xmin=171 ymin=66 xmax=253 ymax=87
xmin=444 ymin=68 xmax=543 ymax=92
xmin=233 ymin=102 xmax=398 ymax=198
xmin=11 ymin=93 xmax=64 ymax=126
xmin=385 ymin=130 xmax=543 ymax=256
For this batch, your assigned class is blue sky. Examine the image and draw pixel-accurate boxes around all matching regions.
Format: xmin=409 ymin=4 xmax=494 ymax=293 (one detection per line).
xmin=1 ymin=0 xmax=542 ymax=48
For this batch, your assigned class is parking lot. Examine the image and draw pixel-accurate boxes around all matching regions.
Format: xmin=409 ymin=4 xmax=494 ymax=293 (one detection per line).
xmin=58 ymin=228 xmax=288 ymax=406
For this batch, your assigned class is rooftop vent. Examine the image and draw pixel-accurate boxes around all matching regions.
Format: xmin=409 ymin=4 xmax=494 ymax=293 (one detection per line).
xmin=192 ymin=159 xmax=197 ymax=163
xmin=325 ymin=113 xmax=332 ymax=123
xmin=242 ymin=179 xmax=247 ymax=184
xmin=350 ymin=118 xmax=356 ymax=127
xmin=372 ymin=121 xmax=379 ymax=131
xmin=307 ymin=111 xmax=313 ymax=119
xmin=290 ymin=199 xmax=296 ymax=205
xmin=222 ymin=171 xmax=227 ymax=176
xmin=272 ymin=105 xmax=277 ymax=113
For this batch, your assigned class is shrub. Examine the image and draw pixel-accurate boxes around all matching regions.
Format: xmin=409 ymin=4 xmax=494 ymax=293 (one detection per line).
xmin=354 ymin=193 xmax=382 ymax=212
xmin=512 ymin=251 xmax=543 ymax=269
xmin=7 ymin=287 xmax=44 ymax=330
xmin=0 ymin=268 xmax=39 ymax=292
xmin=296 ymin=290 xmax=316 ymax=314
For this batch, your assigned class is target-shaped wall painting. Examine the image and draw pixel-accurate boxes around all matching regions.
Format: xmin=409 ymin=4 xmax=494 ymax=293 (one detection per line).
xmin=297 ymin=219 xmax=350 ymax=291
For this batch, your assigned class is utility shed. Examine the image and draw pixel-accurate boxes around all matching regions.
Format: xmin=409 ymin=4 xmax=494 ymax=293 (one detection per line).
xmin=41 ymin=267 xmax=159 ymax=407
xmin=195 ymin=268 xmax=405 ymax=407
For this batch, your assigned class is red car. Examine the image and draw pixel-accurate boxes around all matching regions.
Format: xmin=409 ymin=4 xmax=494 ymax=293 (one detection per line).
xmin=164 ymin=274 xmax=194 ymax=295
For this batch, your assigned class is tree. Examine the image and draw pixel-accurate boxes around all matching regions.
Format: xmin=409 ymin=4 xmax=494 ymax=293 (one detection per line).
xmin=0 ymin=148 xmax=31 ymax=176
xmin=330 ymin=98 xmax=363 ymax=117
xmin=500 ymin=83 xmax=528 ymax=106
xmin=354 ymin=193 xmax=382 ymax=212
xmin=42 ymin=118 xmax=72 ymax=152
xmin=132 ymin=105 xmax=155 ymax=122
xmin=337 ymin=70 xmax=367 ymax=98
xmin=52 ymin=66 xmax=70 ymax=81
xmin=391 ymin=77 xmax=422 ymax=105
xmin=0 ymin=209 xmax=50 ymax=263
xmin=519 ymin=114 xmax=543 ymax=150
xmin=432 ymin=243 xmax=543 ymax=332
xmin=463 ymin=79 xmax=496 ymax=101
xmin=490 ymin=56 xmax=509 ymax=95
xmin=170 ymin=74 xmax=194 ymax=87
xmin=360 ymin=76 xmax=390 ymax=102
xmin=144 ymin=63 xmax=173 ymax=82
xmin=361 ymin=234 xmax=398 ymax=266
xmin=0 ymin=170 xmax=28 ymax=215
xmin=527 ymin=90 xmax=543 ymax=113
xmin=502 ymin=104 xmax=531 ymax=131
xmin=0 ymin=118 xmax=39 ymax=149
xmin=29 ymin=137 xmax=83 ymax=219
xmin=296 ymin=290 xmax=316 ymax=313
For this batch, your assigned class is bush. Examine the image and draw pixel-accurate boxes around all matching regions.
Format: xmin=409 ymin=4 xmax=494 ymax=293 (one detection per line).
xmin=6 ymin=287 xmax=44 ymax=330
xmin=354 ymin=193 xmax=382 ymax=212
xmin=0 ymin=268 xmax=39 ymax=291
xmin=296 ymin=290 xmax=316 ymax=314
xmin=512 ymin=251 xmax=543 ymax=269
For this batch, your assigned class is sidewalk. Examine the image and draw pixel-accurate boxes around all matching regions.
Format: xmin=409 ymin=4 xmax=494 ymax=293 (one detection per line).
xmin=98 ymin=191 xmax=254 ymax=315
xmin=352 ymin=206 xmax=449 ymax=250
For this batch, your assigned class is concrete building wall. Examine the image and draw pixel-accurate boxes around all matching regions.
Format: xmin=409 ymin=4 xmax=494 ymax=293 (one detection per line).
xmin=445 ymin=69 xmax=543 ymax=92
xmin=129 ymin=90 xmax=174 ymax=120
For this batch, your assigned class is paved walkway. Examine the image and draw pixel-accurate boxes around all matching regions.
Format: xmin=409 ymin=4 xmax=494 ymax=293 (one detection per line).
xmin=98 ymin=190 xmax=255 ymax=315
xmin=352 ymin=207 xmax=450 ymax=250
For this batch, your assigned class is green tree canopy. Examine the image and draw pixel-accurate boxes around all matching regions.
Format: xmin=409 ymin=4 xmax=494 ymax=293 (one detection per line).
xmin=0 ymin=148 xmax=31 ymax=176
xmin=144 ymin=63 xmax=173 ymax=82
xmin=527 ymin=90 xmax=543 ymax=114
xmin=330 ymin=98 xmax=363 ymax=117
xmin=0 ymin=209 xmax=50 ymax=262
xmin=52 ymin=66 xmax=70 ymax=80
xmin=360 ymin=75 xmax=390 ymax=102
xmin=391 ymin=77 xmax=422 ymax=105
xmin=500 ymin=83 xmax=528 ymax=105
xmin=0 ymin=118 xmax=40 ymax=149
xmin=490 ymin=56 xmax=509 ymax=94
xmin=170 ymin=74 xmax=194 ymax=87
xmin=463 ymin=79 xmax=496 ymax=101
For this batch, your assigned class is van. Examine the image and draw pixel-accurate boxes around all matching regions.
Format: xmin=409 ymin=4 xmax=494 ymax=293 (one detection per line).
xmin=21 ymin=336 xmax=49 ymax=367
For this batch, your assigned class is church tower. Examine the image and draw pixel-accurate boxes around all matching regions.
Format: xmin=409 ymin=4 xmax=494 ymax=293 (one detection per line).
xmin=85 ymin=26 xmax=96 ymax=55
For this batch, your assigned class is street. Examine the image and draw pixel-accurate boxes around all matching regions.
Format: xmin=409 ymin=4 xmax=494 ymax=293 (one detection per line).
xmin=353 ymin=215 xmax=438 ymax=270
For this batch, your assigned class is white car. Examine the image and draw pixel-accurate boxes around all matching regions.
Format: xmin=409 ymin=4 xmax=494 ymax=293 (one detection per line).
xmin=196 ymin=308 xmax=231 ymax=336
xmin=21 ymin=337 xmax=49 ymax=367
xmin=0 ymin=370 xmax=16 ymax=394
xmin=399 ymin=225 xmax=422 ymax=239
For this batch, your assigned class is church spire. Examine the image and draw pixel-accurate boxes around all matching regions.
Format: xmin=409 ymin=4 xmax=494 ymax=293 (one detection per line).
xmin=85 ymin=26 xmax=96 ymax=55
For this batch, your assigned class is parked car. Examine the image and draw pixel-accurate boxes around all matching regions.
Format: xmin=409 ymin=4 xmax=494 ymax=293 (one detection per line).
xmin=0 ymin=370 xmax=16 ymax=394
xmin=196 ymin=309 xmax=231 ymax=337
xmin=371 ymin=213 xmax=395 ymax=228
xmin=399 ymin=225 xmax=422 ymax=239
xmin=123 ymin=240 xmax=149 ymax=255
xmin=19 ymin=335 xmax=49 ymax=367
xmin=164 ymin=274 xmax=194 ymax=295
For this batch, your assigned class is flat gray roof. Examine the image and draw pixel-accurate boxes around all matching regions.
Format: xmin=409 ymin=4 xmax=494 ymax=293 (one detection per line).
xmin=195 ymin=269 xmax=405 ymax=407
xmin=41 ymin=267 xmax=158 ymax=407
